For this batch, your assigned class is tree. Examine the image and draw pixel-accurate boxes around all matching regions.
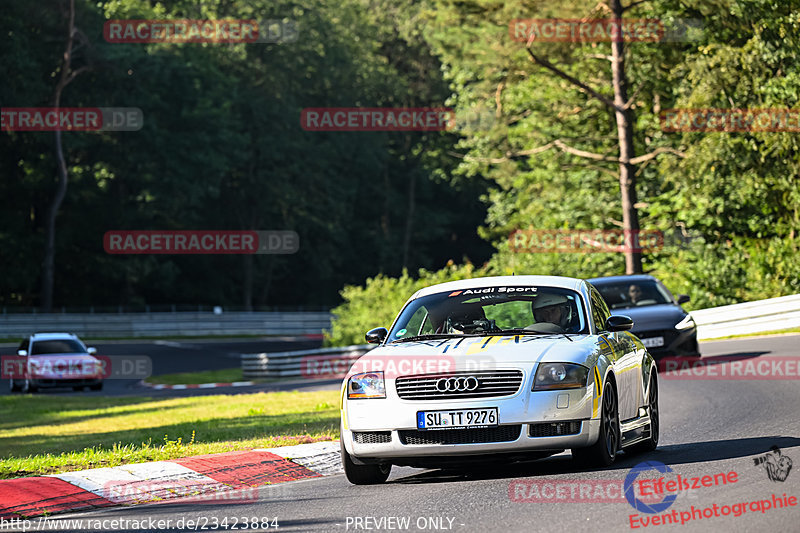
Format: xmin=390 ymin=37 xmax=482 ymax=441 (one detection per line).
xmin=41 ymin=0 xmax=93 ymax=311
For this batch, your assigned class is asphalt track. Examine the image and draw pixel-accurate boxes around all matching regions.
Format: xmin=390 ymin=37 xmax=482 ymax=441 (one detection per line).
xmin=0 ymin=337 xmax=330 ymax=397
xmin=13 ymin=334 xmax=799 ymax=532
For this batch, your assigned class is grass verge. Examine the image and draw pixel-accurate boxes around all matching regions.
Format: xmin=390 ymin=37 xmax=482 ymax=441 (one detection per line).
xmin=0 ymin=390 xmax=340 ymax=479
xmin=145 ymin=368 xmax=247 ymax=385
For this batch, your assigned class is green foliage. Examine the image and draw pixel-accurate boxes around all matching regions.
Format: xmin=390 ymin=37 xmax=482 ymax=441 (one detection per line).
xmin=326 ymin=0 xmax=800 ymax=342
xmin=324 ymin=261 xmax=491 ymax=346
xmin=2 ymin=0 xmax=798 ymax=317
xmin=0 ymin=0 xmax=492 ymax=308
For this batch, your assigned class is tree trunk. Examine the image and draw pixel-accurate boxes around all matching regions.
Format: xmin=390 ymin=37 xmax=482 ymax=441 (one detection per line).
xmin=41 ymin=128 xmax=69 ymax=312
xmin=610 ymin=0 xmax=642 ymax=274
xmin=401 ymin=135 xmax=415 ymax=269
xmin=402 ymin=172 xmax=416 ymax=270
xmin=41 ymin=0 xmax=79 ymax=311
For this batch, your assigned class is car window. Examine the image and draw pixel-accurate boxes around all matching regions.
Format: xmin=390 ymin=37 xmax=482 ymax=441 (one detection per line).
xmin=30 ymin=339 xmax=86 ymax=355
xmin=483 ymin=300 xmax=533 ymax=329
xmin=593 ymin=280 xmax=671 ymax=309
xmin=590 ymin=286 xmax=610 ymax=332
xmin=387 ymin=285 xmax=588 ymax=339
xmin=393 ymin=306 xmax=434 ymax=340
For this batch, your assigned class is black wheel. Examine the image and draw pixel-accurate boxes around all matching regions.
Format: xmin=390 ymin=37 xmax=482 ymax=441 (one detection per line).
xmin=90 ymin=382 xmax=103 ymax=391
xmin=572 ymin=381 xmax=619 ymax=467
xmin=627 ymin=373 xmax=659 ymax=455
xmin=10 ymin=379 xmax=21 ymax=393
xmin=341 ymin=439 xmax=391 ymax=485
xmin=21 ymin=379 xmax=38 ymax=393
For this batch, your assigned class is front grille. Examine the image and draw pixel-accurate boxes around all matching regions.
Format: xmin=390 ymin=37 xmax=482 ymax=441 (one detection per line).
xmin=399 ymin=425 xmax=521 ymax=445
xmin=353 ymin=431 xmax=391 ymax=444
xmin=395 ymin=370 xmax=523 ymax=400
xmin=529 ymin=421 xmax=581 ymax=437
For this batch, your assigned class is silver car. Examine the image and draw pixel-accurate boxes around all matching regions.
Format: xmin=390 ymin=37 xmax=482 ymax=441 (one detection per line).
xmin=10 ymin=332 xmax=103 ymax=393
xmin=340 ymin=275 xmax=659 ymax=484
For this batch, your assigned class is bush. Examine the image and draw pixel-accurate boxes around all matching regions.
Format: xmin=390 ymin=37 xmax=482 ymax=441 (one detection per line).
xmin=324 ymin=261 xmax=491 ymax=346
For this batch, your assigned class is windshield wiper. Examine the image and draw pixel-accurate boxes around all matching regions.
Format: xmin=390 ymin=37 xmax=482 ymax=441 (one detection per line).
xmin=391 ymin=333 xmax=477 ymax=343
xmin=486 ymin=328 xmax=545 ymax=336
xmin=488 ymin=328 xmax=576 ymax=342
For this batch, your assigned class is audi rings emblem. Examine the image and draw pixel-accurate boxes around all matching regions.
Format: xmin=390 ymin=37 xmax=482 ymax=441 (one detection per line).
xmin=435 ymin=376 xmax=479 ymax=392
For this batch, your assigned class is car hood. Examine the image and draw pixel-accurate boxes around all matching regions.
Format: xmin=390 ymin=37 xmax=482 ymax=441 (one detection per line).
xmin=612 ymin=304 xmax=687 ymax=330
xmin=354 ymin=334 xmax=598 ymax=375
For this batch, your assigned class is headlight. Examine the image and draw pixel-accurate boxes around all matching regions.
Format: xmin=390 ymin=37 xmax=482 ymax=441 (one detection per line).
xmin=533 ymin=363 xmax=589 ymax=391
xmin=675 ymin=314 xmax=695 ymax=330
xmin=347 ymin=372 xmax=386 ymax=399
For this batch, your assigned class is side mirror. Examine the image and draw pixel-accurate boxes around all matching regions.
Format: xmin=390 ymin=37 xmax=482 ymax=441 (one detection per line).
xmin=606 ymin=315 xmax=634 ymax=332
xmin=365 ymin=327 xmax=388 ymax=344
xmin=87 ymin=347 xmax=97 ymax=355
xmin=676 ymin=294 xmax=690 ymax=305
xmin=17 ymin=349 xmax=27 ymax=356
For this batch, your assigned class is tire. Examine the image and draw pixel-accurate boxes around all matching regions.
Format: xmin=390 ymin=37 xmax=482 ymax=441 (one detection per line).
xmin=21 ymin=379 xmax=38 ymax=393
xmin=90 ymin=382 xmax=103 ymax=391
xmin=627 ymin=372 xmax=659 ymax=455
xmin=572 ymin=381 xmax=620 ymax=467
xmin=341 ymin=439 xmax=391 ymax=485
xmin=10 ymin=379 xmax=21 ymax=393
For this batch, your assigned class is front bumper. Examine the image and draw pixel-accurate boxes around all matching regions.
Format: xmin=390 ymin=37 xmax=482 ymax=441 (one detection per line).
xmin=637 ymin=327 xmax=699 ymax=357
xmin=30 ymin=377 xmax=102 ymax=388
xmin=343 ymin=381 xmax=599 ymax=460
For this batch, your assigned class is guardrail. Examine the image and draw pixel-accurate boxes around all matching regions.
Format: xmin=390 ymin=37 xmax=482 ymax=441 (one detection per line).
xmin=692 ymin=294 xmax=800 ymax=340
xmin=0 ymin=311 xmax=332 ymax=339
xmin=241 ymin=345 xmax=374 ymax=379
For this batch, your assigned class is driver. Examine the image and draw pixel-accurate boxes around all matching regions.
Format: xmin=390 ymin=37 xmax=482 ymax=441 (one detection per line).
xmin=628 ymin=284 xmax=643 ymax=304
xmin=532 ymin=293 xmax=572 ymax=331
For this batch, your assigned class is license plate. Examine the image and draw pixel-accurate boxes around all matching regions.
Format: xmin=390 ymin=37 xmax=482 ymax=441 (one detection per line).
xmin=417 ymin=408 xmax=498 ymax=430
xmin=642 ymin=336 xmax=664 ymax=348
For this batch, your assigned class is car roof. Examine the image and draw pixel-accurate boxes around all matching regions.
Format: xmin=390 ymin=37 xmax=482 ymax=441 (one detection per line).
xmin=588 ymin=274 xmax=658 ymax=284
xmin=412 ymin=275 xmax=584 ymax=299
xmin=29 ymin=332 xmax=81 ymax=341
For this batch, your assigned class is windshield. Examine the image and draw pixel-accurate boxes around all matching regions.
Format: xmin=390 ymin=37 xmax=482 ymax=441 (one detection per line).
xmin=592 ymin=280 xmax=673 ymax=309
xmin=30 ymin=339 xmax=87 ymax=355
xmin=388 ymin=286 xmax=588 ymax=342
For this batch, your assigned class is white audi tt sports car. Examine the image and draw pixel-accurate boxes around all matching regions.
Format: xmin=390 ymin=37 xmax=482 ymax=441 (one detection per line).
xmin=340 ymin=275 xmax=659 ymax=484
